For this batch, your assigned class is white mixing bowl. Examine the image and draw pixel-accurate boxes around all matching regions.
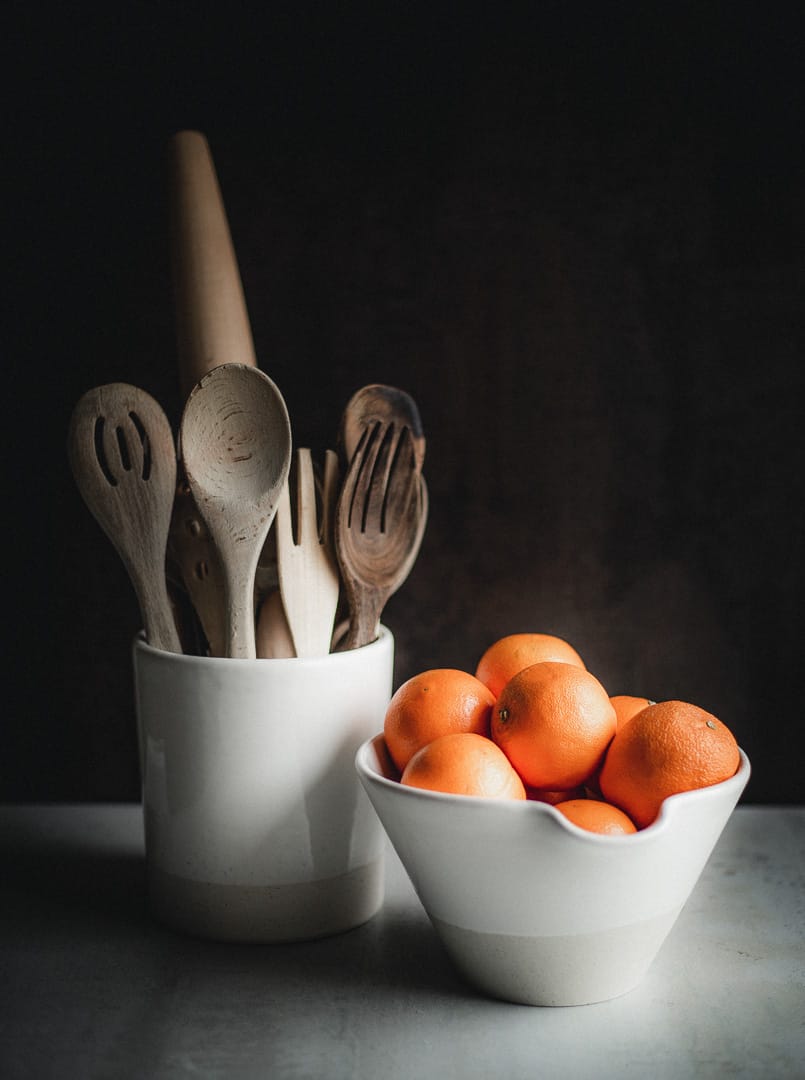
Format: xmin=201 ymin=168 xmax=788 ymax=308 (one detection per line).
xmin=356 ymin=734 xmax=750 ymax=1006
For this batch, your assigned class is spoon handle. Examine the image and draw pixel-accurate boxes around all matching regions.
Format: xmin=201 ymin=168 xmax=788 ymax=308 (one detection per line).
xmin=344 ymin=585 xmax=385 ymax=651
xmin=169 ymin=130 xmax=257 ymax=401
xmin=133 ymin=565 xmax=183 ymax=654
xmin=222 ymin=554 xmax=260 ymax=659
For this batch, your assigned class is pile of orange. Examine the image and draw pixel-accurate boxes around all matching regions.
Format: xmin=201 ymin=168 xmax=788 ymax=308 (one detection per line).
xmin=383 ymin=632 xmax=741 ymax=834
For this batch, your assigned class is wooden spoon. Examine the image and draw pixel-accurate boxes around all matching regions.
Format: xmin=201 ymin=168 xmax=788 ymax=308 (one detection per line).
xmin=68 ymin=383 xmax=182 ymax=653
xmin=179 ymin=364 xmax=292 ymax=659
xmin=275 ymin=448 xmax=341 ymax=657
xmin=335 ymin=421 xmax=425 ymax=650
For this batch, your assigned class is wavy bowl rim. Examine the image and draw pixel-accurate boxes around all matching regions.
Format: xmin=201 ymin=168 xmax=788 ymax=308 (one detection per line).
xmin=355 ymin=734 xmax=751 ymax=846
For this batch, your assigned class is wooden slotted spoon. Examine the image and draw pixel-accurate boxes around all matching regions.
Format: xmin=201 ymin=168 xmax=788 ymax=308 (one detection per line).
xmin=337 ymin=381 xmax=428 ymax=565
xmin=274 ymin=447 xmax=341 ymax=657
xmin=68 ymin=383 xmax=182 ymax=653
xmin=335 ymin=421 xmax=425 ymax=650
xmin=337 ymin=383 xmax=426 ymax=472
xmin=332 ymin=383 xmax=428 ymax=648
xmin=179 ymin=364 xmax=292 ymax=659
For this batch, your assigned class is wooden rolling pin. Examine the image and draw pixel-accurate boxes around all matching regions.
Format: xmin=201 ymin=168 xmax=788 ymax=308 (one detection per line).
xmin=168 ymin=130 xmax=257 ymax=402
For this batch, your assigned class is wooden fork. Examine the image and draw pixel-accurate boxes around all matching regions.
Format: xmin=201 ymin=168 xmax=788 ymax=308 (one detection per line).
xmin=273 ymin=448 xmax=341 ymax=657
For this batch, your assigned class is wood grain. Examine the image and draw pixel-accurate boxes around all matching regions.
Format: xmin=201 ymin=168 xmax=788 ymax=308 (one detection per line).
xmin=169 ymin=130 xmax=257 ymax=402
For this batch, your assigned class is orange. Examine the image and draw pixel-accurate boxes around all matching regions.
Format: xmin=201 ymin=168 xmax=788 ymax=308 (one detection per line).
xmin=610 ymin=695 xmax=654 ymax=731
xmin=599 ymin=700 xmax=741 ymax=828
xmin=491 ymin=661 xmax=616 ymax=790
xmin=400 ymin=732 xmax=527 ymax=799
xmin=383 ymin=668 xmax=495 ymax=773
xmin=526 ymin=785 xmax=586 ymax=805
xmin=584 ymin=695 xmax=655 ymax=796
xmin=475 ymin=633 xmax=586 ymax=698
xmin=554 ymin=798 xmax=637 ymax=835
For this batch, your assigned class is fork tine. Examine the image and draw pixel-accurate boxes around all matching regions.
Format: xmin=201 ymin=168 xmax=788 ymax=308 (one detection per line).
xmin=295 ymin=448 xmax=318 ymax=544
xmin=349 ymin=422 xmax=384 ymax=529
xmin=341 ymin=424 xmax=369 ymax=529
xmin=383 ymin=426 xmax=418 ymax=531
xmin=363 ymin=422 xmax=395 ymax=534
xmin=386 ymin=425 xmax=417 ymax=494
xmin=321 ymin=449 xmax=339 ymax=545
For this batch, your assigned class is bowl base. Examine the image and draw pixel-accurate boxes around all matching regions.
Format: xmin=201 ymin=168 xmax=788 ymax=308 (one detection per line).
xmin=148 ymin=857 xmax=384 ymax=943
xmin=432 ymin=905 xmax=683 ymax=1006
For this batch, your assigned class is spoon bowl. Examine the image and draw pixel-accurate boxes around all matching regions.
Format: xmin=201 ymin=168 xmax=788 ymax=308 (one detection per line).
xmin=179 ymin=364 xmax=292 ymax=658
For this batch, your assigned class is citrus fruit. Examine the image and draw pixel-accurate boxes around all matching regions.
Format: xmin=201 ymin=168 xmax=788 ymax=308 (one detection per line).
xmin=610 ymin=695 xmax=654 ymax=730
xmin=526 ymin=785 xmax=587 ymax=805
xmin=474 ymin=633 xmax=586 ymax=698
xmin=383 ymin=668 xmax=495 ymax=772
xmin=554 ymin=798 xmax=637 ymax=835
xmin=491 ymin=661 xmax=616 ymax=789
xmin=400 ymin=732 xmax=527 ymax=799
xmin=584 ymin=694 xmax=655 ymax=795
xmin=599 ymin=700 xmax=741 ymax=828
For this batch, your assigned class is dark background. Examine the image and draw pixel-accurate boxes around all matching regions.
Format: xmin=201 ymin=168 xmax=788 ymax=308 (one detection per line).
xmin=6 ymin=5 xmax=803 ymax=804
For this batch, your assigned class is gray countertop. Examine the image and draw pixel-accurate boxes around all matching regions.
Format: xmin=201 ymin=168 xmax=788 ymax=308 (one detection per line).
xmin=1 ymin=804 xmax=802 ymax=1079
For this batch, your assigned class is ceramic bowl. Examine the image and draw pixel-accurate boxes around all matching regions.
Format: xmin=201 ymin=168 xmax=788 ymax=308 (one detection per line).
xmin=356 ymin=734 xmax=750 ymax=1006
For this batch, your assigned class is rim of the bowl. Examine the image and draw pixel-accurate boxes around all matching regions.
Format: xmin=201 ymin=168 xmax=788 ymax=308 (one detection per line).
xmin=355 ymin=734 xmax=751 ymax=845
xmin=133 ymin=624 xmax=393 ymax=667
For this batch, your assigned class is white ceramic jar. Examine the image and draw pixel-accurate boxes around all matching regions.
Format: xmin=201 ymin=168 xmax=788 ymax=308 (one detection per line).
xmin=133 ymin=627 xmax=394 ymax=942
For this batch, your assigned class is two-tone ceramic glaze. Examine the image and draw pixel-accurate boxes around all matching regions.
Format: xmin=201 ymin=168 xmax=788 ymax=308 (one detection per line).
xmin=133 ymin=627 xmax=394 ymax=942
xmin=356 ymin=733 xmax=750 ymax=1005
